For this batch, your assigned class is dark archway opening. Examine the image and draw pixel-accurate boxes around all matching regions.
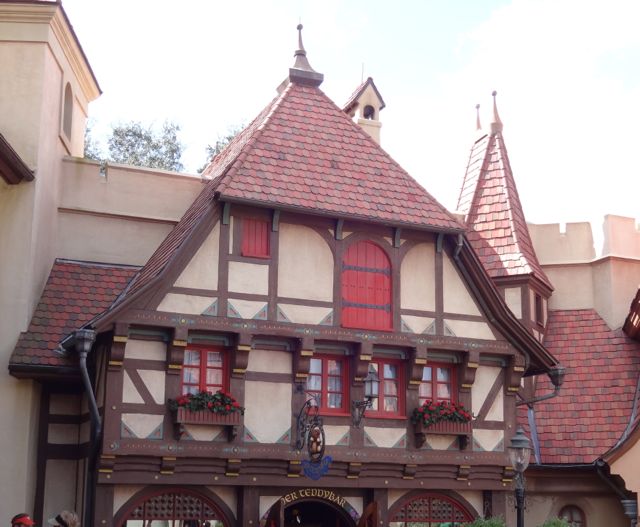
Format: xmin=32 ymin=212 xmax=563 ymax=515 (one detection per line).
xmin=283 ymin=500 xmax=356 ymax=527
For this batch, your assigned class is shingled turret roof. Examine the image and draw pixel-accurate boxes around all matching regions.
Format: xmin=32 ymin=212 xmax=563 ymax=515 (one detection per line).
xmin=457 ymin=93 xmax=552 ymax=290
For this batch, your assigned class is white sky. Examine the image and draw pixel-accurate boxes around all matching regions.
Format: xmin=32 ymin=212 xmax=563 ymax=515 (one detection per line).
xmin=62 ymin=0 xmax=639 ymax=229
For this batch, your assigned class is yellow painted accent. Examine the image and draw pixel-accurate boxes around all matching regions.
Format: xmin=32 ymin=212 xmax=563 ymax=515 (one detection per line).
xmin=173 ymin=339 xmax=187 ymax=347
xmin=287 ymin=474 xmax=300 ymax=478
xmin=98 ymin=469 xmax=113 ymax=474
xmin=101 ymin=455 xmax=116 ymax=459
xmin=459 ymin=465 xmax=471 ymax=469
xmin=409 ymin=380 xmax=422 ymax=385
xmin=113 ymin=336 xmax=128 ymax=343
xmin=514 ymin=366 xmax=525 ymax=372
xmin=162 ymin=456 xmax=177 ymax=461
xmin=456 ymin=477 xmax=468 ymax=481
xmin=354 ymin=377 xmax=363 ymax=382
xmin=414 ymin=358 xmax=427 ymax=365
xmin=295 ymin=373 xmax=308 ymax=379
xmin=300 ymin=350 xmax=314 ymax=356
xmin=168 ymin=364 xmax=182 ymax=370
xmin=289 ymin=460 xmax=301 ymax=465
xmin=359 ymin=354 xmax=372 ymax=361
xmin=349 ymin=462 xmax=362 ymax=466
xmin=402 ymin=476 xmax=414 ymax=480
xmin=108 ymin=360 xmax=123 ymax=366
xmin=507 ymin=386 xmax=520 ymax=392
xmin=237 ymin=345 xmax=252 ymax=352
xmin=160 ymin=470 xmax=174 ymax=475
xmin=232 ymin=368 xmax=246 ymax=374
xmin=467 ymin=362 xmax=479 ymax=368
xmin=227 ymin=459 xmax=241 ymax=463
xmin=225 ymin=473 xmax=239 ymax=477
xmin=346 ymin=475 xmax=359 ymax=479
xmin=461 ymin=383 xmax=473 ymax=389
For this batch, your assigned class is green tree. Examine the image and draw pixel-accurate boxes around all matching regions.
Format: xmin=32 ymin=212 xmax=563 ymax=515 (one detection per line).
xmin=107 ymin=120 xmax=184 ymax=172
xmin=538 ymin=519 xmax=569 ymax=527
xmin=463 ymin=518 xmax=506 ymax=527
xmin=197 ymin=124 xmax=244 ymax=173
xmin=83 ymin=119 xmax=103 ymax=162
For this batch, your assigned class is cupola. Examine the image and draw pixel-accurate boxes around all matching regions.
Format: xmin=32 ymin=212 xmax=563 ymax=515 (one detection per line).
xmin=343 ymin=77 xmax=386 ymax=145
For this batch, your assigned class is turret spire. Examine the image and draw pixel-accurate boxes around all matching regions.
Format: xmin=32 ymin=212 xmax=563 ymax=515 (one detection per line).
xmin=491 ymin=90 xmax=503 ymax=134
xmin=288 ymin=23 xmax=323 ymax=87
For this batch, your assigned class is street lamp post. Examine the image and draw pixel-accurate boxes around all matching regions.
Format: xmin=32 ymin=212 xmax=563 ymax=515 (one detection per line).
xmin=508 ymin=427 xmax=532 ymax=527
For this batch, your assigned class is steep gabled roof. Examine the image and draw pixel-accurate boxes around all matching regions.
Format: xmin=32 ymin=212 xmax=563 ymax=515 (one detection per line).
xmin=457 ymin=99 xmax=552 ymax=291
xmin=10 ymin=259 xmax=138 ymax=373
xmin=533 ymin=309 xmax=640 ymax=463
xmin=210 ymin=81 xmax=462 ymax=232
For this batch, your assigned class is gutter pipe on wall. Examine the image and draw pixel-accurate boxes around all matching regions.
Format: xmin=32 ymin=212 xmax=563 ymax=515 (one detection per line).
xmin=72 ymin=329 xmax=99 ymax=527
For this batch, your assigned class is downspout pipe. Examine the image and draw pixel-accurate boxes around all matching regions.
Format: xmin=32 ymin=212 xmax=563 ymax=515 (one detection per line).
xmin=73 ymin=328 xmax=99 ymax=527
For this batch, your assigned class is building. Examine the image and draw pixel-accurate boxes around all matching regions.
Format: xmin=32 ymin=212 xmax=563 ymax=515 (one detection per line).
xmin=1 ymin=2 xmax=639 ymax=526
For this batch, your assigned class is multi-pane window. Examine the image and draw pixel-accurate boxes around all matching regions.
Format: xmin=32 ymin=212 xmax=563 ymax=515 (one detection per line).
xmin=342 ymin=240 xmax=392 ymax=331
xmin=241 ymin=218 xmax=270 ymax=258
xmin=419 ymin=364 xmax=455 ymax=405
xmin=559 ymin=505 xmax=586 ymax=527
xmin=368 ymin=359 xmax=403 ymax=416
xmin=389 ymin=494 xmax=473 ymax=526
xmin=306 ymin=355 xmax=348 ymax=413
xmin=181 ymin=346 xmax=226 ymax=395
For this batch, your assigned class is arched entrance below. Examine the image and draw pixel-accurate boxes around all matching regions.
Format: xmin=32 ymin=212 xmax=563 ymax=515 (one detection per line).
xmin=114 ymin=487 xmax=235 ymax=527
xmin=284 ymin=500 xmax=356 ymax=527
xmin=388 ymin=492 xmax=475 ymax=526
xmin=262 ymin=491 xmax=361 ymax=527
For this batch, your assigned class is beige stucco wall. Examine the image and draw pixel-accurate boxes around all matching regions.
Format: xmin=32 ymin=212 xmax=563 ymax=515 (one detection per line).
xmin=229 ymin=261 xmax=269 ymax=295
xmin=43 ymin=459 xmax=79 ymax=524
xmin=400 ymin=242 xmax=436 ymax=311
xmin=124 ymin=339 xmax=166 ymax=361
xmin=247 ymin=349 xmax=291 ymax=374
xmin=611 ymin=440 xmax=640 ymax=497
xmin=278 ymin=223 xmax=333 ymax=301
xmin=174 ymin=222 xmax=220 ymax=290
xmin=523 ymin=492 xmax=628 ymax=527
xmin=244 ymin=381 xmax=291 ymax=443
xmin=443 ymin=254 xmax=481 ymax=315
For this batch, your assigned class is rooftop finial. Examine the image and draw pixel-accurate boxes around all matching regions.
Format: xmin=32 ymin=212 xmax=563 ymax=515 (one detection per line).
xmin=296 ymin=23 xmax=305 ymax=55
xmin=491 ymin=90 xmax=503 ymax=134
xmin=475 ymin=103 xmax=482 ymax=131
xmin=288 ymin=22 xmax=324 ymax=87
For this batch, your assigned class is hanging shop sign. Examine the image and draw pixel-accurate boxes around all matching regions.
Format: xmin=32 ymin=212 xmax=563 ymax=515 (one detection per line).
xmin=295 ymin=398 xmax=332 ymax=480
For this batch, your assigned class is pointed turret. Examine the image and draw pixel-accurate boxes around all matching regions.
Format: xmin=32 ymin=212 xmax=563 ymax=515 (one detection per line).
xmin=287 ymin=23 xmax=323 ymax=87
xmin=457 ymin=91 xmax=552 ymax=339
xmin=475 ymin=103 xmax=482 ymax=132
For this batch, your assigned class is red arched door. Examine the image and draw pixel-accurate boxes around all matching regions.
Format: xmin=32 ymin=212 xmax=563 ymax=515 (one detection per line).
xmin=116 ymin=488 xmax=230 ymax=527
xmin=342 ymin=241 xmax=392 ymax=331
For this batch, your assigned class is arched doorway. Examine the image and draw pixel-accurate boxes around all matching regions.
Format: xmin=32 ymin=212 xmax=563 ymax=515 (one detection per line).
xmin=114 ymin=487 xmax=234 ymax=527
xmin=284 ymin=500 xmax=355 ymax=527
xmin=388 ymin=492 xmax=475 ymax=526
xmin=262 ymin=491 xmax=360 ymax=527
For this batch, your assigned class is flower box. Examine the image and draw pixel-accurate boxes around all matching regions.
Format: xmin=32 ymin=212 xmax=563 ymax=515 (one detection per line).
xmin=414 ymin=420 xmax=472 ymax=449
xmin=172 ymin=408 xmax=241 ymax=441
xmin=174 ymin=408 xmax=242 ymax=426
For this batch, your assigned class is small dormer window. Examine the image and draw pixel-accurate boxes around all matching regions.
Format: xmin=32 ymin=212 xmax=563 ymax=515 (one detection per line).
xmin=535 ymin=293 xmax=544 ymax=326
xmin=63 ymin=83 xmax=73 ymax=139
xmin=363 ymin=105 xmax=375 ymax=120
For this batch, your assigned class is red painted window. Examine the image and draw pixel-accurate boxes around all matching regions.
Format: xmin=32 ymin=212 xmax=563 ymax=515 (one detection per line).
xmin=342 ymin=241 xmax=392 ymax=331
xmin=242 ymin=218 xmax=270 ymax=258
xmin=419 ymin=363 xmax=456 ymax=405
xmin=306 ymin=355 xmax=349 ymax=414
xmin=181 ymin=346 xmax=227 ymax=395
xmin=368 ymin=358 xmax=404 ymax=417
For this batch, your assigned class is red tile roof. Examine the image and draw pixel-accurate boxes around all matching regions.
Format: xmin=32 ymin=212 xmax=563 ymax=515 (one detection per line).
xmin=533 ymin=309 xmax=640 ymax=463
xmin=212 ymin=81 xmax=463 ymax=232
xmin=457 ymin=132 xmax=552 ymax=289
xmin=10 ymin=260 xmax=138 ymax=369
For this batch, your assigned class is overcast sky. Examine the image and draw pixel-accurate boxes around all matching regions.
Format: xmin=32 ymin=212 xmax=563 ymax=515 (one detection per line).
xmin=62 ymin=0 xmax=639 ymax=230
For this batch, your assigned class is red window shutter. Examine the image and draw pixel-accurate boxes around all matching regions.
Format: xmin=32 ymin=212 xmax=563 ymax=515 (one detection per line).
xmin=342 ymin=241 xmax=392 ymax=330
xmin=242 ymin=218 xmax=270 ymax=258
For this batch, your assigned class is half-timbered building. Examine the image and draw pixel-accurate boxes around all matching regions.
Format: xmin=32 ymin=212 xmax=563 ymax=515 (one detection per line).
xmin=3 ymin=2 xmax=640 ymax=527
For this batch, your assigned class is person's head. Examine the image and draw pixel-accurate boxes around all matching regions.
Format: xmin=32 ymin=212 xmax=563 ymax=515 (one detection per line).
xmin=47 ymin=511 xmax=79 ymax=527
xmin=11 ymin=514 xmax=35 ymax=527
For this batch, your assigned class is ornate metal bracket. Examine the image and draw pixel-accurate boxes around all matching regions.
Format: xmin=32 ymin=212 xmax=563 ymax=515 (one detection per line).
xmin=295 ymin=398 xmax=325 ymax=463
